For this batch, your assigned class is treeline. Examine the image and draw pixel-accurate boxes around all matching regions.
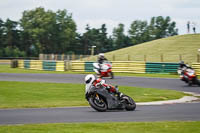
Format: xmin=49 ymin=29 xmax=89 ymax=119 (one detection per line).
xmin=0 ymin=7 xmax=178 ymax=57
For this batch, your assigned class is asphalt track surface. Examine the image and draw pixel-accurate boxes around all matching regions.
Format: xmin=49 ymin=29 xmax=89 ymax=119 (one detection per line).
xmin=0 ymin=73 xmax=200 ymax=125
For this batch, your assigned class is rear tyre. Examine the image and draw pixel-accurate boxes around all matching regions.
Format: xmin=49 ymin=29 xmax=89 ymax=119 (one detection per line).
xmin=122 ymin=95 xmax=136 ymax=111
xmin=195 ymin=77 xmax=200 ymax=86
xmin=188 ymin=81 xmax=192 ymax=86
xmin=109 ymin=72 xmax=114 ymax=79
xmin=88 ymin=95 xmax=107 ymax=112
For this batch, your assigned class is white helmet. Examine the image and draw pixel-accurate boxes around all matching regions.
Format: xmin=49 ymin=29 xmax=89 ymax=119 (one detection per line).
xmin=98 ymin=53 xmax=104 ymax=58
xmin=85 ymin=74 xmax=96 ymax=84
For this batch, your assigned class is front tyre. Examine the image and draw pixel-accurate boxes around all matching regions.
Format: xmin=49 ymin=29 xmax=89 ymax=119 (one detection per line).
xmin=122 ymin=95 xmax=136 ymax=111
xmin=88 ymin=95 xmax=107 ymax=112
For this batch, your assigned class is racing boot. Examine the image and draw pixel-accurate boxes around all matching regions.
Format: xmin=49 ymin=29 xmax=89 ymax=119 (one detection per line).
xmin=115 ymin=86 xmax=123 ymax=99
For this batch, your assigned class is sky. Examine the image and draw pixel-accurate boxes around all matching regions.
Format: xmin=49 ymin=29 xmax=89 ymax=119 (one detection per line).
xmin=0 ymin=0 xmax=199 ymax=35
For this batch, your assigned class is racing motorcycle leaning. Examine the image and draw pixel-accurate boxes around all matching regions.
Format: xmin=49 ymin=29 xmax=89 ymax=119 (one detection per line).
xmin=177 ymin=66 xmax=200 ymax=86
xmin=93 ymin=61 xmax=114 ymax=79
xmin=85 ymin=83 xmax=136 ymax=112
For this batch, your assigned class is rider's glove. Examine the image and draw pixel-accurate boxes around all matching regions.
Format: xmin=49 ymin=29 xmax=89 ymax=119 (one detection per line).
xmin=115 ymin=85 xmax=119 ymax=93
xmin=105 ymin=86 xmax=111 ymax=91
xmin=96 ymin=83 xmax=101 ymax=88
xmin=115 ymin=87 xmax=119 ymax=93
xmin=106 ymin=86 xmax=111 ymax=89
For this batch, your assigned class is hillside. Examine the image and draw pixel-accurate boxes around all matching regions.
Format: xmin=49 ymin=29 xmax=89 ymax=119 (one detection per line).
xmin=85 ymin=34 xmax=200 ymax=64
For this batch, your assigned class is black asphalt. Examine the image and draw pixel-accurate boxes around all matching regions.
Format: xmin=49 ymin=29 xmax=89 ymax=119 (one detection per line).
xmin=0 ymin=103 xmax=200 ymax=125
xmin=0 ymin=73 xmax=200 ymax=124
xmin=0 ymin=73 xmax=199 ymax=93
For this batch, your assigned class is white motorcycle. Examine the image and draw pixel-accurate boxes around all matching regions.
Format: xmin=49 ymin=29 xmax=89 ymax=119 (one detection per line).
xmin=93 ymin=61 xmax=114 ymax=79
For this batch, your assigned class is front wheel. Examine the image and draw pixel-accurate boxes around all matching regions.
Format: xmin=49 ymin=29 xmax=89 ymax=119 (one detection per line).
xmin=122 ymin=95 xmax=136 ymax=111
xmin=88 ymin=94 xmax=107 ymax=112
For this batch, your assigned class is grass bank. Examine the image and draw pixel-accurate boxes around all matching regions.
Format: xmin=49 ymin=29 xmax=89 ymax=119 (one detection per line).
xmin=86 ymin=34 xmax=200 ymax=63
xmin=0 ymin=121 xmax=200 ymax=133
xmin=0 ymin=64 xmax=179 ymax=78
xmin=0 ymin=81 xmax=186 ymax=108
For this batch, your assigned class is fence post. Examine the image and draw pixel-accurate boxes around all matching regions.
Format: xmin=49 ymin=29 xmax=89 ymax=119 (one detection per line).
xmin=55 ymin=54 xmax=58 ymax=60
xmin=45 ymin=54 xmax=47 ymax=60
xmin=128 ymin=54 xmax=130 ymax=61
xmin=197 ymin=54 xmax=200 ymax=62
xmin=39 ymin=54 xmax=43 ymax=60
xmin=64 ymin=60 xmax=71 ymax=71
xmin=61 ymin=54 xmax=64 ymax=60
xmin=112 ymin=54 xmax=115 ymax=61
xmin=80 ymin=55 xmax=83 ymax=61
xmin=72 ymin=54 xmax=75 ymax=60
xmin=87 ymin=55 xmax=90 ymax=61
xmin=144 ymin=55 xmax=146 ymax=62
xmin=179 ymin=54 xmax=182 ymax=61
xmin=161 ymin=54 xmax=164 ymax=62
xmin=51 ymin=54 xmax=55 ymax=60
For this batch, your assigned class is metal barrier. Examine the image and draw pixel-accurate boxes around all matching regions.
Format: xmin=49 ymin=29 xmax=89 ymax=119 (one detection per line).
xmin=71 ymin=61 xmax=146 ymax=73
xmin=18 ymin=60 xmax=24 ymax=68
xmin=192 ymin=63 xmax=200 ymax=75
xmin=30 ymin=60 xmax=43 ymax=70
xmin=146 ymin=62 xmax=179 ymax=73
xmin=17 ymin=60 xmax=65 ymax=71
xmin=85 ymin=62 xmax=94 ymax=72
xmin=24 ymin=60 xmax=30 ymax=69
xmin=112 ymin=61 xmax=145 ymax=73
xmin=43 ymin=60 xmax=56 ymax=71
xmin=71 ymin=61 xmax=85 ymax=72
xmin=15 ymin=60 xmax=197 ymax=74
xmin=0 ymin=60 xmax=11 ymax=64
xmin=56 ymin=61 xmax=65 ymax=71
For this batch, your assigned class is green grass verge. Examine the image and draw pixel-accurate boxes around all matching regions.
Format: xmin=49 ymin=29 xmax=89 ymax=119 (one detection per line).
xmin=0 ymin=81 xmax=186 ymax=108
xmin=85 ymin=34 xmax=200 ymax=64
xmin=0 ymin=64 xmax=179 ymax=78
xmin=0 ymin=121 xmax=200 ymax=133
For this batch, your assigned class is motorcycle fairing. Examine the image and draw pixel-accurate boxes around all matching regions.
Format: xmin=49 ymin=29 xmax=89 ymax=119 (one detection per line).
xmin=95 ymin=88 xmax=124 ymax=109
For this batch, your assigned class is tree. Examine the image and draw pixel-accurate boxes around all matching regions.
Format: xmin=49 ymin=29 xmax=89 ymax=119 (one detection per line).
xmin=3 ymin=46 xmax=26 ymax=57
xmin=80 ymin=25 xmax=99 ymax=55
xmin=128 ymin=20 xmax=149 ymax=45
xmin=98 ymin=24 xmax=112 ymax=53
xmin=149 ymin=16 xmax=178 ymax=39
xmin=54 ymin=9 xmax=77 ymax=54
xmin=112 ymin=23 xmax=130 ymax=49
xmin=128 ymin=16 xmax=178 ymax=45
xmin=20 ymin=7 xmax=55 ymax=55
xmin=4 ymin=19 xmax=21 ymax=49
xmin=20 ymin=7 xmax=77 ymax=56
xmin=79 ymin=24 xmax=111 ymax=55
xmin=0 ymin=19 xmax=5 ymax=49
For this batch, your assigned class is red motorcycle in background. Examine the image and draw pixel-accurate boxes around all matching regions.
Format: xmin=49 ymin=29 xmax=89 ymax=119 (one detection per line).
xmin=178 ymin=66 xmax=200 ymax=86
xmin=93 ymin=61 xmax=114 ymax=79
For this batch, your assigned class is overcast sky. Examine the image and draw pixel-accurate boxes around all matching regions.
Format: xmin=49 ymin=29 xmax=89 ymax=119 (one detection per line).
xmin=0 ymin=0 xmax=199 ymax=35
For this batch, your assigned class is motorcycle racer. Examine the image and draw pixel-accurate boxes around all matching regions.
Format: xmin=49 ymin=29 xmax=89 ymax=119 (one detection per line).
xmin=97 ymin=53 xmax=108 ymax=74
xmin=84 ymin=74 xmax=136 ymax=111
xmin=98 ymin=53 xmax=108 ymax=64
xmin=179 ymin=61 xmax=190 ymax=70
xmin=85 ymin=74 xmax=121 ymax=95
xmin=178 ymin=61 xmax=200 ymax=86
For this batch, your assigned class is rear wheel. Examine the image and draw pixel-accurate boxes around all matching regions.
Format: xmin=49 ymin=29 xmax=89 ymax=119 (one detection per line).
xmin=88 ymin=94 xmax=107 ymax=112
xmin=109 ymin=72 xmax=114 ymax=79
xmin=122 ymin=95 xmax=136 ymax=111
xmin=194 ymin=77 xmax=200 ymax=86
